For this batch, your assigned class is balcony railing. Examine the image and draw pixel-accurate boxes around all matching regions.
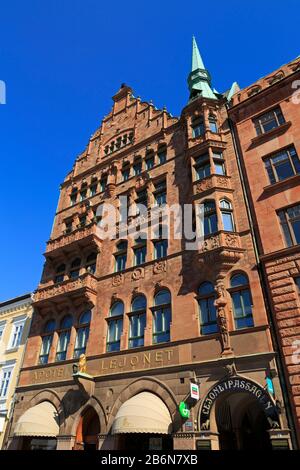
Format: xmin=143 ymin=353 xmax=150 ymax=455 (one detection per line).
xmin=34 ymin=272 xmax=97 ymax=306
xmin=45 ymin=223 xmax=101 ymax=256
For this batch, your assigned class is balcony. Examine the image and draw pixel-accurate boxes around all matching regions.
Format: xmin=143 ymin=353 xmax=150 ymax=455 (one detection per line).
xmin=198 ymin=231 xmax=245 ymax=271
xmin=33 ymin=272 xmax=97 ymax=307
xmin=193 ymin=174 xmax=232 ymax=196
xmin=45 ymin=223 xmax=102 ymax=257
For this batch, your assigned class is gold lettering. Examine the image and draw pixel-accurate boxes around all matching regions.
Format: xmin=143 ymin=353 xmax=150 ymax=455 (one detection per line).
xmin=109 ymin=360 xmax=117 ymax=369
xmin=143 ymin=353 xmax=151 ymax=365
xmin=166 ymin=350 xmax=173 ymax=361
xmin=57 ymin=368 xmax=64 ymax=378
xmin=130 ymin=356 xmax=139 ymax=366
xmin=118 ymin=358 xmax=126 ymax=368
xmin=155 ymin=352 xmax=163 ymax=363
xmin=101 ymin=360 xmax=108 ymax=370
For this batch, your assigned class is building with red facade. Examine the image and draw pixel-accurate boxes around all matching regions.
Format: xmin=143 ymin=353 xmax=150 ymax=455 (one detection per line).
xmin=5 ymin=39 xmax=299 ymax=450
xmin=228 ymin=55 xmax=300 ymax=446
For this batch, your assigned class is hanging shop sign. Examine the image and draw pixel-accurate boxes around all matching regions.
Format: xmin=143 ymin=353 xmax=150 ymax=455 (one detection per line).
xmin=190 ymin=382 xmax=200 ymax=400
xmin=179 ymin=401 xmax=190 ymax=419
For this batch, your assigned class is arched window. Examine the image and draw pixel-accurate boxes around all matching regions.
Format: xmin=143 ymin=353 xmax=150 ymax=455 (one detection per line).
xmin=153 ymin=289 xmax=171 ymax=344
xmin=204 ymin=200 xmax=218 ymax=235
xmin=197 ymin=282 xmax=218 ymax=334
xmin=56 ymin=315 xmax=73 ymax=362
xmin=70 ymin=258 xmax=81 ymax=279
xmin=220 ymin=199 xmax=235 ymax=232
xmin=114 ymin=241 xmax=127 ymax=272
xmin=129 ymin=295 xmax=147 ymax=349
xmin=55 ymin=263 xmax=66 ymax=284
xmin=192 ymin=115 xmax=205 ymax=138
xmin=39 ymin=319 xmax=56 ymax=365
xmin=74 ymin=311 xmax=91 ymax=358
xmin=209 ymin=114 xmax=218 ymax=133
xmin=230 ymin=274 xmax=254 ymax=329
xmin=133 ymin=236 xmax=147 ymax=266
xmin=86 ymin=252 xmax=97 ymax=275
xmin=107 ymin=301 xmax=124 ymax=352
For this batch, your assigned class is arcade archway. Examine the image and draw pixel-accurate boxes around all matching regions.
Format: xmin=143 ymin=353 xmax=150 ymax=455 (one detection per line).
xmin=74 ymin=407 xmax=100 ymax=450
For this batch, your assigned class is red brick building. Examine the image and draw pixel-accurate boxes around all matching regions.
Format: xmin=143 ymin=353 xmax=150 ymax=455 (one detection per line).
xmin=6 ymin=39 xmax=298 ymax=450
xmin=229 ymin=55 xmax=300 ymax=445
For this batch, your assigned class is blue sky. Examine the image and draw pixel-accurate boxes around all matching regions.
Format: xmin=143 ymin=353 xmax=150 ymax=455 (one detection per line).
xmin=0 ymin=0 xmax=299 ymax=301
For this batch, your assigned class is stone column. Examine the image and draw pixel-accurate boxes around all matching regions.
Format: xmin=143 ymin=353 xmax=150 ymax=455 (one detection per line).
xmin=66 ymin=325 xmax=77 ymax=360
xmin=48 ymin=331 xmax=59 ymax=363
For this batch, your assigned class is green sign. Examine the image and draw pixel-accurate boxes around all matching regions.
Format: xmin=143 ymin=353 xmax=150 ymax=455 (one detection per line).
xmin=179 ymin=401 xmax=190 ymax=419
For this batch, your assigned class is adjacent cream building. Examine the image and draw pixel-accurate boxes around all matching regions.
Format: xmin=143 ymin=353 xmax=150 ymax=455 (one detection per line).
xmin=0 ymin=294 xmax=33 ymax=449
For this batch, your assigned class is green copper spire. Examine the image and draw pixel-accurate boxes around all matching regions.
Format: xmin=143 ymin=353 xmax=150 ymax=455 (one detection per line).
xmin=188 ymin=36 xmax=218 ymax=101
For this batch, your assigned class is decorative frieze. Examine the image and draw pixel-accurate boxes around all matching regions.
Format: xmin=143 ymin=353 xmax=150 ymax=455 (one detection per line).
xmin=46 ymin=224 xmax=101 ymax=255
xmin=34 ymin=273 xmax=97 ymax=305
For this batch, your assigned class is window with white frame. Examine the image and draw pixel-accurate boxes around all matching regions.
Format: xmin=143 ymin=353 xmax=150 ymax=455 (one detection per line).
xmin=0 ymin=365 xmax=14 ymax=398
xmin=8 ymin=317 xmax=26 ymax=349
xmin=0 ymin=322 xmax=6 ymax=345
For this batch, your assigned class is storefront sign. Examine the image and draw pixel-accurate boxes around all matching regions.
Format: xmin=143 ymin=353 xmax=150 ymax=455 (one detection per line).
xmin=190 ymin=382 xmax=199 ymax=400
xmin=200 ymin=376 xmax=279 ymax=425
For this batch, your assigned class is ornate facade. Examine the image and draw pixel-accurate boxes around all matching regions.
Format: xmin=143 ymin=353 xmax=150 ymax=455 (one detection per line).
xmin=6 ymin=38 xmax=298 ymax=450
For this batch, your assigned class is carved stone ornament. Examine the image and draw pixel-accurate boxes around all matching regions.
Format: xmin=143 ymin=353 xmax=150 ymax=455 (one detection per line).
xmin=131 ymin=267 xmax=145 ymax=281
xmin=153 ymin=260 xmax=167 ymax=274
xmin=112 ymin=273 xmax=124 ymax=287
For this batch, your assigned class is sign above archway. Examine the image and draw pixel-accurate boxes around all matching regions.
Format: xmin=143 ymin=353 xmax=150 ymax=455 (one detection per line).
xmin=200 ymin=376 xmax=280 ymax=430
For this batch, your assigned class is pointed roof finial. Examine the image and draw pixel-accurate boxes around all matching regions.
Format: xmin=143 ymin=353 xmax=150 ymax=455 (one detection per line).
xmin=187 ymin=36 xmax=217 ymax=102
xmin=192 ymin=36 xmax=205 ymax=71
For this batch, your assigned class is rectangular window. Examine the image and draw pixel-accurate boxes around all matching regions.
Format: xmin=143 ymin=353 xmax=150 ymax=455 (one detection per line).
xmin=89 ymin=184 xmax=97 ymax=197
xmin=73 ymin=326 xmax=89 ymax=358
xmin=0 ymin=367 xmax=14 ymax=398
xmin=264 ymin=146 xmax=300 ymax=184
xmin=133 ymin=161 xmax=142 ymax=175
xmin=213 ymin=152 xmax=226 ymax=175
xmin=154 ymin=180 xmax=167 ymax=206
xmin=194 ymin=154 xmax=210 ymax=181
xmin=56 ymin=330 xmax=71 ymax=362
xmin=107 ymin=318 xmax=123 ymax=352
xmin=146 ymin=156 xmax=154 ymax=170
xmin=0 ymin=323 xmax=6 ymax=345
xmin=153 ymin=307 xmax=171 ymax=344
xmin=192 ymin=120 xmax=205 ymax=138
xmin=70 ymin=193 xmax=77 ymax=206
xmin=232 ymin=290 xmax=254 ymax=329
xmin=134 ymin=245 xmax=147 ymax=266
xmin=100 ymin=177 xmax=107 ymax=192
xmin=9 ymin=319 xmax=25 ymax=349
xmin=65 ymin=221 xmax=72 ymax=234
xmin=129 ymin=313 xmax=146 ymax=348
xmin=254 ymin=107 xmax=285 ymax=135
xmin=39 ymin=334 xmax=53 ymax=364
xmin=158 ymin=149 xmax=167 ymax=165
xmin=136 ymin=189 xmax=148 ymax=215
xmin=122 ymin=168 xmax=130 ymax=181
xmin=278 ymin=204 xmax=300 ymax=247
xmin=222 ymin=212 xmax=234 ymax=232
xmin=114 ymin=253 xmax=127 ymax=272
xmin=154 ymin=240 xmax=168 ymax=259
xmin=80 ymin=188 xmax=87 ymax=201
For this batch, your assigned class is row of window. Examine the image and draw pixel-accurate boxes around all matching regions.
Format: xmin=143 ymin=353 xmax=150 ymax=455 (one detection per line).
xmin=191 ymin=114 xmax=218 ymax=138
xmin=54 ymin=252 xmax=97 ymax=283
xmin=114 ymin=237 xmax=168 ymax=272
xmin=194 ymin=151 xmax=226 ymax=180
xmin=69 ymin=147 xmax=168 ymax=207
xmin=38 ymin=273 xmax=268 ymax=365
xmin=104 ymin=132 xmax=134 ymax=156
